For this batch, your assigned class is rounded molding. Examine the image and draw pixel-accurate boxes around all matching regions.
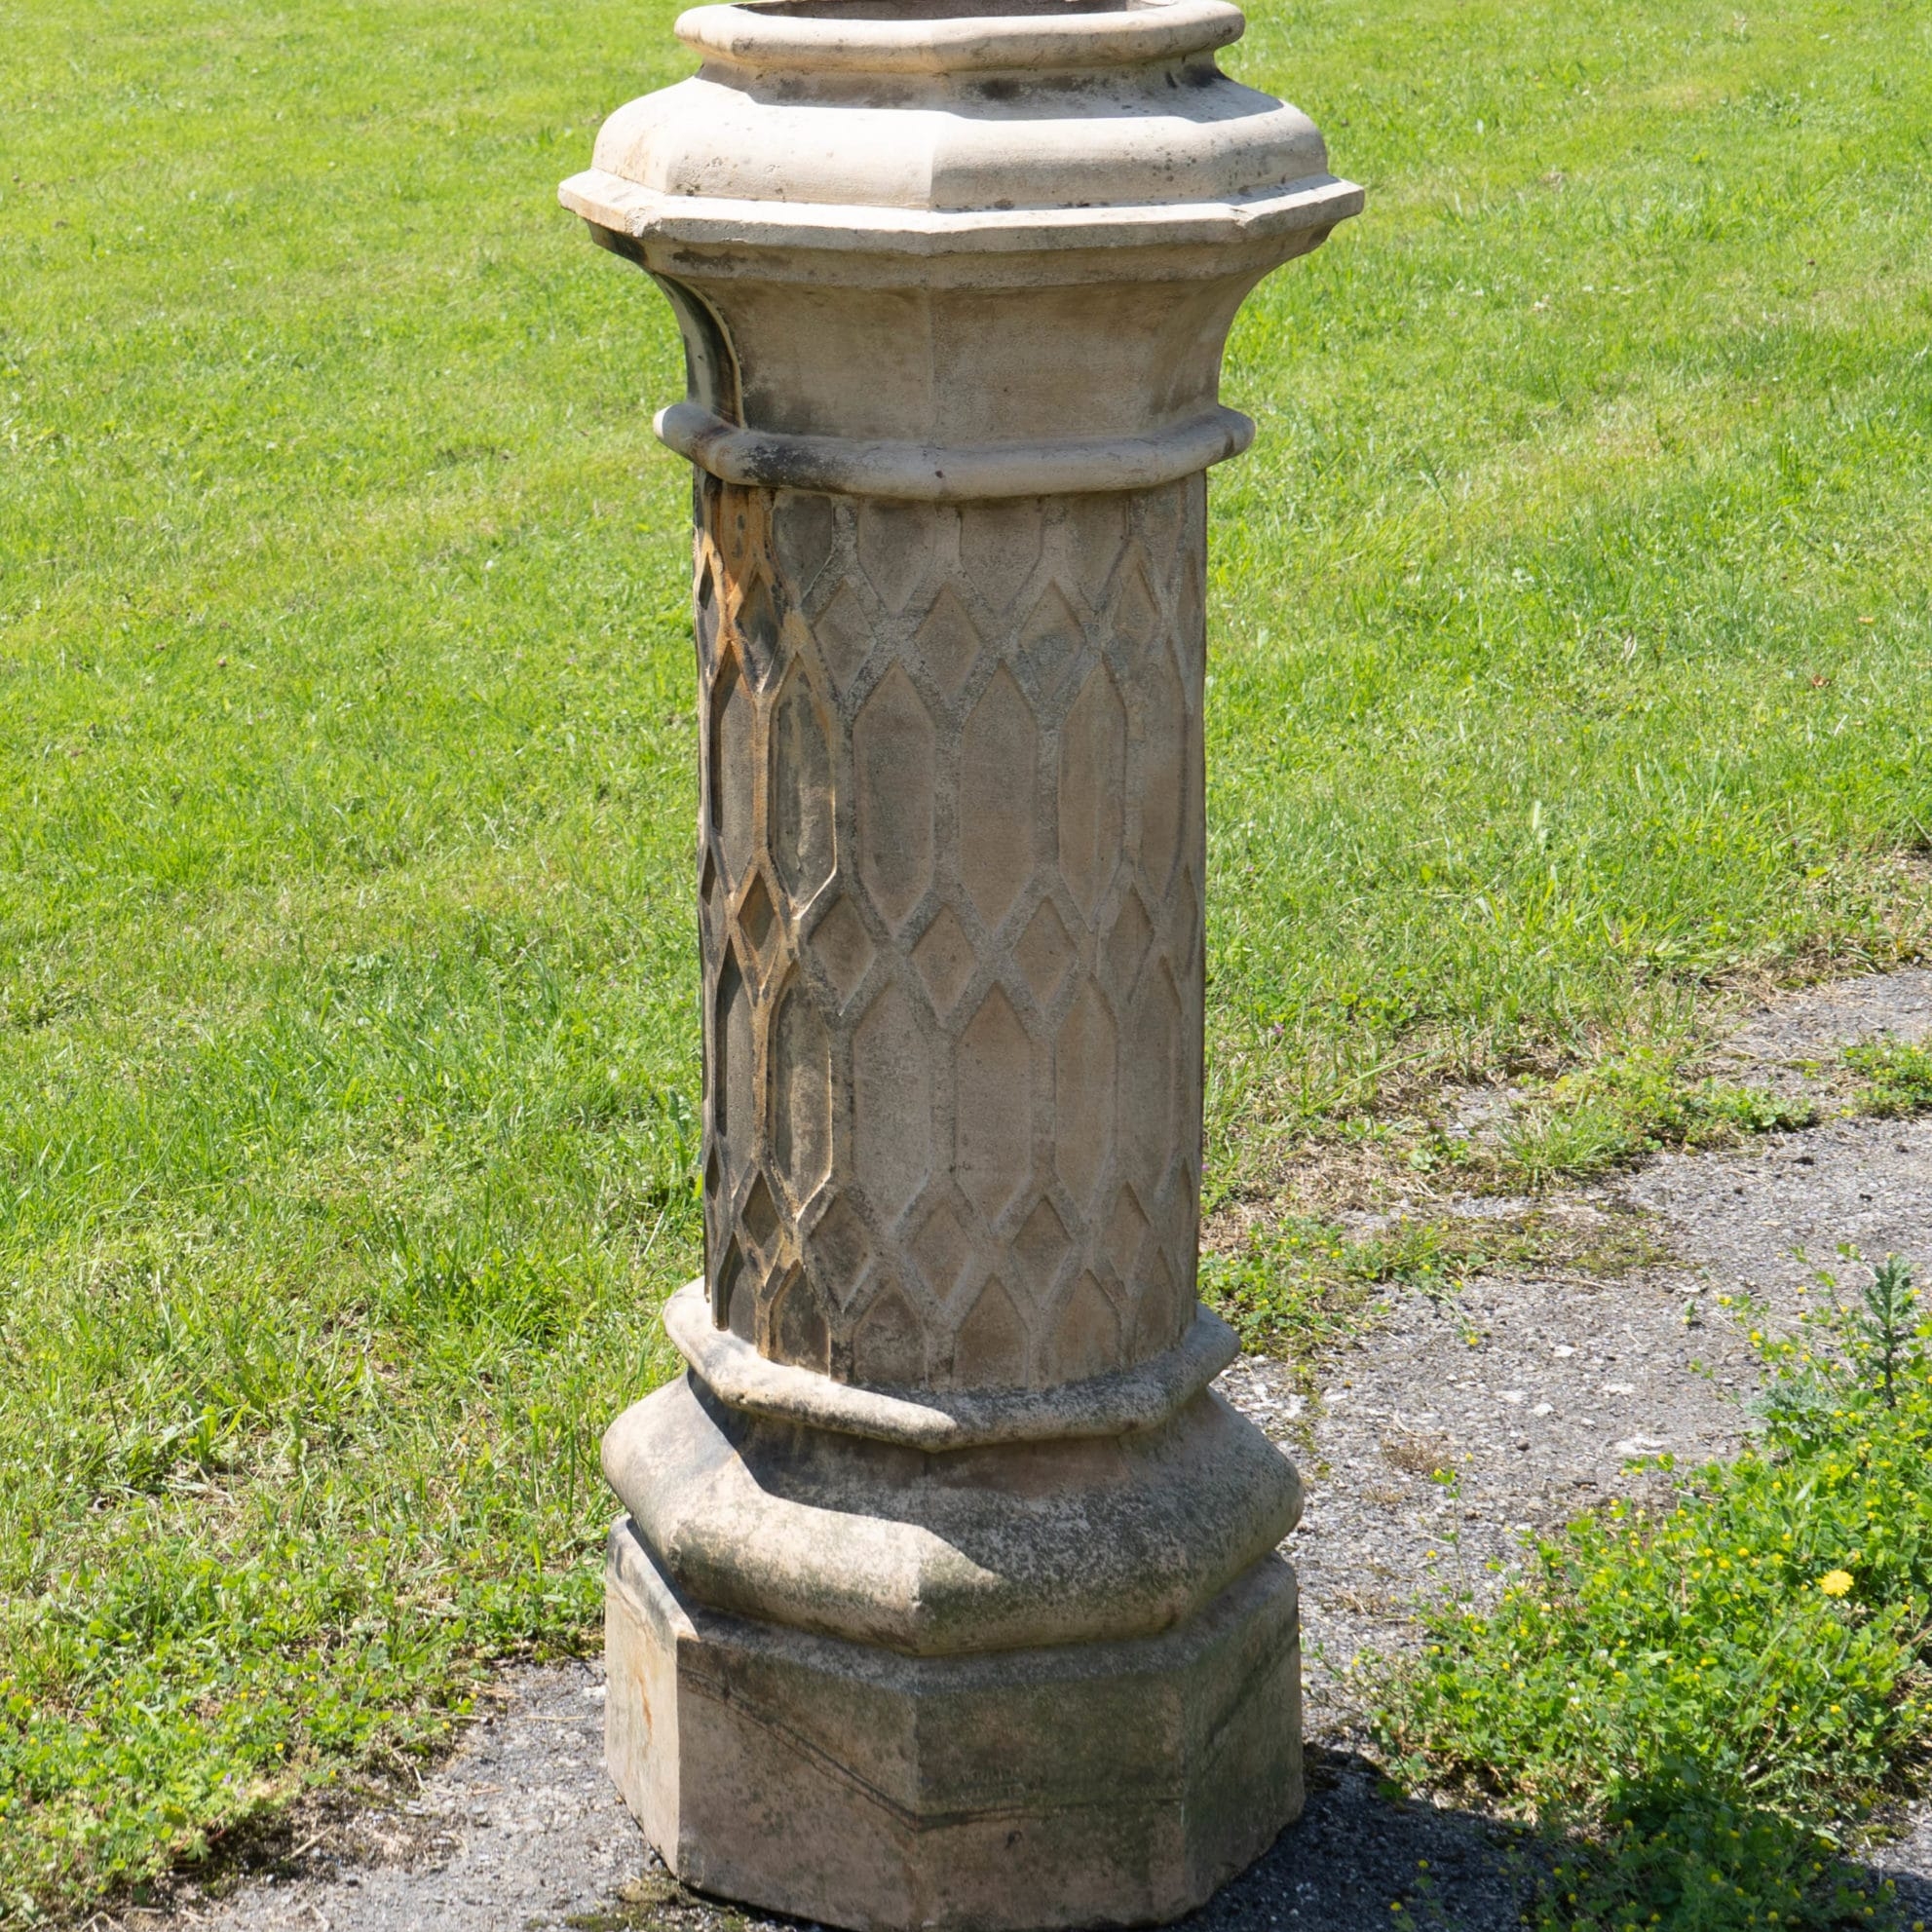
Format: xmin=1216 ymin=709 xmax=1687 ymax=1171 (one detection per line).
xmin=652 ymin=397 xmax=1254 ymax=498
xmin=675 ymin=0 xmax=1247 ymax=77
xmin=663 ymin=1276 xmax=1241 ymax=1449
xmin=602 ymin=1367 xmax=1302 ymax=1654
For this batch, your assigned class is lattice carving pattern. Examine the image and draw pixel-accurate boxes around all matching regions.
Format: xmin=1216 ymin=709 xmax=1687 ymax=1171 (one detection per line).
xmin=693 ymin=472 xmax=1208 ymax=1393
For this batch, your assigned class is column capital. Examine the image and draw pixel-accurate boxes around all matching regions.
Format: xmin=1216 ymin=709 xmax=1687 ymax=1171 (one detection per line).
xmin=560 ymin=0 xmax=1360 ymax=496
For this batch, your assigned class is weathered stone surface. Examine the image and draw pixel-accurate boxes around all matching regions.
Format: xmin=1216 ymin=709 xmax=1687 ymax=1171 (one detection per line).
xmin=693 ymin=475 xmax=1211 ymax=1387
xmin=561 ymin=0 xmax=1358 ymax=504
xmin=601 ymin=1368 xmax=1302 ymax=1655
xmin=606 ymin=1518 xmax=1305 ymax=1932
xmin=561 ymin=0 xmax=1357 ymax=1920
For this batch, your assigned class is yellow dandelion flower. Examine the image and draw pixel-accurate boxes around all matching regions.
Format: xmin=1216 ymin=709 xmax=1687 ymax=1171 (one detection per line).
xmin=1820 ymin=1570 xmax=1854 ymax=1597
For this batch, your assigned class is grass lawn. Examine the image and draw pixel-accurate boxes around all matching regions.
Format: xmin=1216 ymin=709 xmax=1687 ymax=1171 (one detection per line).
xmin=2 ymin=0 xmax=1929 ymax=1918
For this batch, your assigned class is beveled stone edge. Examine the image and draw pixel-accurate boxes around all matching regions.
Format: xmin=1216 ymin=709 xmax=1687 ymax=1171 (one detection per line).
xmin=609 ymin=1507 xmax=1301 ymax=1690
xmin=559 ymin=169 xmax=1364 ymax=262
xmin=654 ymin=398 xmax=1253 ymax=500
xmin=662 ymin=1276 xmax=1239 ymax=1448
xmin=674 ymin=0 xmax=1247 ymax=79
xmin=604 ymin=1371 xmax=1302 ymax=1653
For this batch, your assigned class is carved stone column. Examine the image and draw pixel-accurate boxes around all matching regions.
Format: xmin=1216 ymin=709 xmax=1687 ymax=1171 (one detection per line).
xmin=561 ymin=6 xmax=1358 ymax=1924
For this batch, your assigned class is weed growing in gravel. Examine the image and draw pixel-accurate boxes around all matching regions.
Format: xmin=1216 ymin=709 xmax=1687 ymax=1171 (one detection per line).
xmin=1201 ymin=1210 xmax=1669 ymax=1367
xmin=1846 ymin=1042 xmax=1932 ymax=1118
xmin=1502 ymin=1049 xmax=1816 ymax=1190
xmin=565 ymin=1869 xmax=746 ymax=1932
xmin=1374 ymin=1257 xmax=1932 ymax=1931
xmin=1199 ymin=1219 xmax=1392 ymax=1364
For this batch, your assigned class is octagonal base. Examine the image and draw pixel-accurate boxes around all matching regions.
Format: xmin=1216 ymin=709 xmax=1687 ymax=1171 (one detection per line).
xmin=605 ymin=1517 xmax=1303 ymax=1931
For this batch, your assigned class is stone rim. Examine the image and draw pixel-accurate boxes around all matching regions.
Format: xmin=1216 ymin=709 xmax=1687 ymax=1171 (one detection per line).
xmin=605 ymin=1517 xmax=1305 ymax=1932
xmin=561 ymin=169 xmax=1362 ymax=266
xmin=674 ymin=0 xmax=1244 ymax=77
xmin=662 ymin=1275 xmax=1239 ymax=1447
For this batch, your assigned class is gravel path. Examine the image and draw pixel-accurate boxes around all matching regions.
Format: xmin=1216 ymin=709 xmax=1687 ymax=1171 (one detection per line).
xmin=129 ymin=972 xmax=1932 ymax=1932
xmin=116 ymin=1663 xmax=635 ymax=1931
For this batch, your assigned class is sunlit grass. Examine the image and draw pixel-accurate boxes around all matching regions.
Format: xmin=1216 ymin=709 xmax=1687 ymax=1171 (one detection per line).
xmin=2 ymin=0 xmax=1928 ymax=1915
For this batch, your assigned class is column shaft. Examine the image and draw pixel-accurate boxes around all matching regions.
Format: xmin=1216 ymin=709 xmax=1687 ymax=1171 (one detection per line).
xmin=694 ymin=474 xmax=1209 ymax=1392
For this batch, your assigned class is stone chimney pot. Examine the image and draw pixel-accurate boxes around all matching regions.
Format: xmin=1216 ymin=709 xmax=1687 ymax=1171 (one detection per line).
xmin=562 ymin=7 xmax=1358 ymax=1922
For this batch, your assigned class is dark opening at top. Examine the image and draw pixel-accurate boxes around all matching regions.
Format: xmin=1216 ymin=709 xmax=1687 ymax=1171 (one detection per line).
xmin=753 ymin=0 xmax=1137 ymax=19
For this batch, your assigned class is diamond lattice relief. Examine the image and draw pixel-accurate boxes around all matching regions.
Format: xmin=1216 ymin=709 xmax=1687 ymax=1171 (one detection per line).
xmin=960 ymin=668 xmax=1038 ymax=929
xmin=1136 ymin=642 xmax=1187 ymax=895
xmin=852 ymin=1278 xmax=925 ymax=1387
xmin=768 ymin=1267 xmax=829 ymax=1374
xmin=1016 ymin=583 xmax=1083 ymax=698
xmin=695 ymin=555 xmax=719 ymax=661
xmin=956 ymin=986 xmax=1032 ymax=1224
xmin=771 ymin=665 xmax=835 ymax=903
xmin=714 ymin=1235 xmax=748 ymax=1339
xmin=713 ymin=948 xmax=753 ymax=1150
xmin=805 ymin=1194 xmax=872 ymax=1310
xmin=1176 ymin=842 xmax=1203 ymax=979
xmin=911 ymin=906 xmax=976 ymax=1017
xmin=915 ymin=586 xmax=984 ymax=699
xmin=808 ymin=896 xmax=874 ymax=1008
xmin=1140 ymin=481 xmax=1188 ymax=583
xmin=1014 ymin=899 xmax=1075 ymax=1007
xmin=739 ymin=1172 xmax=781 ymax=1268
xmin=1102 ymin=1185 xmax=1150 ymax=1280
xmin=1123 ymin=963 xmax=1183 ymax=1203
xmin=910 ymin=1197 xmax=976 ymax=1304
xmin=1101 ymin=890 xmax=1155 ymax=1007
xmin=1012 ymin=1198 xmax=1073 ymax=1302
xmin=736 ymin=872 xmax=778 ymax=970
xmin=1057 ymin=662 xmax=1127 ymax=918
xmin=772 ymin=490 xmax=838 ymax=599
xmin=856 ymin=499 xmax=931 ymax=615
xmin=715 ymin=482 xmax=755 ymax=578
xmin=852 ymin=663 xmax=935 ymax=931
xmin=1111 ymin=554 xmax=1160 ymax=650
xmin=1049 ymin=1271 xmax=1119 ymax=1382
xmin=770 ymin=977 xmax=832 ymax=1204
xmin=691 ymin=475 xmax=1207 ymax=1384
xmin=1066 ymin=495 xmax=1131 ymax=610
xmin=812 ymin=582 xmax=873 ymax=696
xmin=1052 ymin=983 xmax=1116 ymax=1212
xmin=709 ymin=653 xmax=757 ymax=886
xmin=1131 ymin=1246 xmax=1186 ymax=1357
xmin=952 ymin=1276 xmax=1028 ymax=1389
xmin=852 ymin=980 xmax=931 ymax=1225
xmin=957 ymin=498 xmax=1042 ymax=614
xmin=736 ymin=571 xmax=782 ymax=689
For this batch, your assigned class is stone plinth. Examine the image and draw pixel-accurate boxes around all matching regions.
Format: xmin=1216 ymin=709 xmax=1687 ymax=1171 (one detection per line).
xmin=607 ymin=1523 xmax=1302 ymax=1931
xmin=561 ymin=3 xmax=1358 ymax=1923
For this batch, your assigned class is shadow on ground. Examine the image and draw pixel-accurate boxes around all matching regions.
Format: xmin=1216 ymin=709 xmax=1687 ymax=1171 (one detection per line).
xmin=1182 ymin=1747 xmax=1537 ymax=1932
